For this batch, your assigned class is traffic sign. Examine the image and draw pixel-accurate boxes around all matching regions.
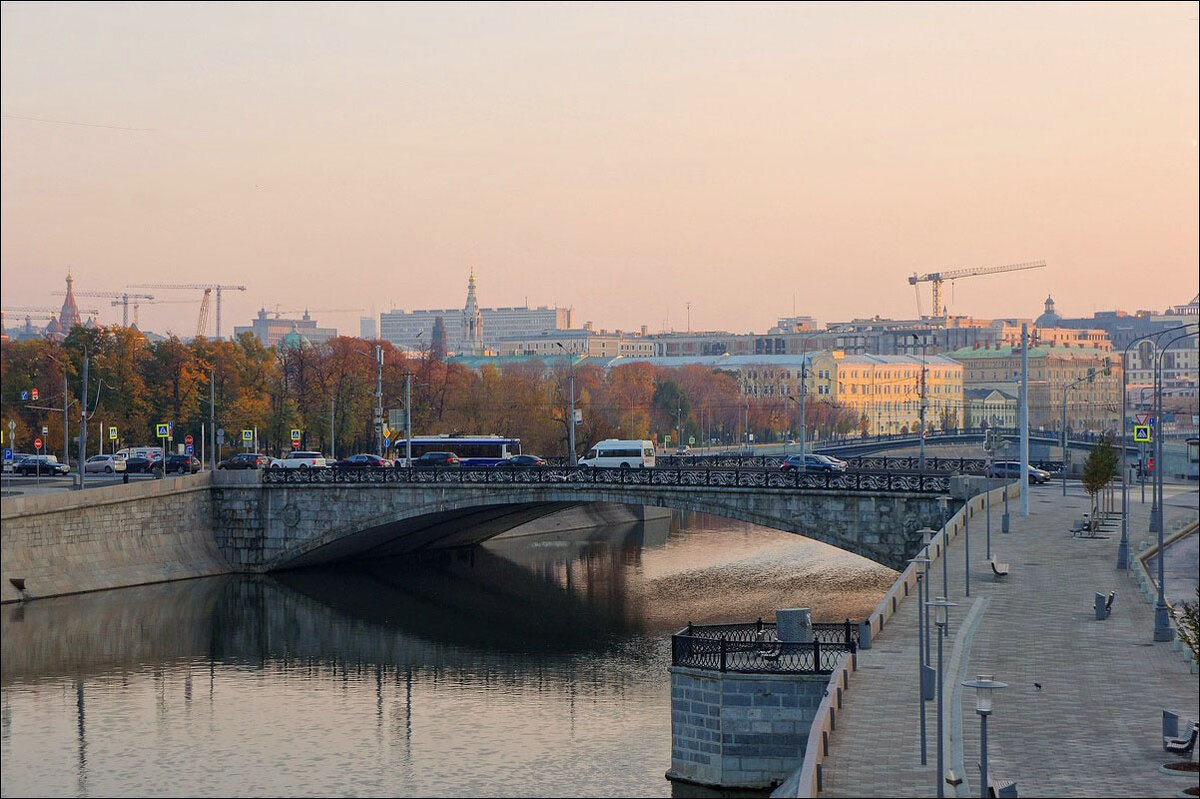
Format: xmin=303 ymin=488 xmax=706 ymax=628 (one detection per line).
xmin=185 ymin=434 xmax=194 ymax=446
xmin=185 ymin=444 xmax=194 ymax=456
xmin=291 ymin=441 xmax=300 ymax=449
xmin=688 ymin=436 xmax=696 ymax=445
xmin=34 ymin=438 xmax=43 ymax=450
xmin=109 ymin=427 xmax=118 ymax=440
xmin=389 ymin=409 xmax=404 ymax=428
xmin=2 ymin=449 xmax=11 ymax=462
xmin=1133 ymin=425 xmax=1151 ymax=443
xmin=42 ymin=426 xmax=48 ymax=436
xmin=156 ymin=423 xmax=171 ymax=438
xmin=242 ymin=429 xmax=253 ymax=442
xmin=1135 ymin=413 xmax=1150 ymax=425
xmin=290 ymin=428 xmax=301 ymax=442
xmin=31 ymin=389 xmax=39 ymax=401
xmin=217 ymin=428 xmax=226 ymax=445
xmin=20 ymin=391 xmax=28 ymax=401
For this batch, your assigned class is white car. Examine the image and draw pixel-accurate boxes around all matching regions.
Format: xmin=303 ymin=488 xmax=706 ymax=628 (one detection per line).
xmin=84 ymin=454 xmax=126 ymax=474
xmin=270 ymin=451 xmax=327 ymax=469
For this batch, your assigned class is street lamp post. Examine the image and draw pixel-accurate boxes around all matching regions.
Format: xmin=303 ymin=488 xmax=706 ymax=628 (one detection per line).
xmin=1151 ymin=328 xmax=1197 ymax=641
xmin=1061 ymin=371 xmax=1097 ymax=497
xmin=926 ymin=597 xmax=957 ymax=798
xmin=555 ymin=342 xmax=577 ymax=465
xmin=938 ymin=495 xmax=950 ymax=599
xmin=961 ymin=675 xmax=1007 ymax=798
xmin=375 ymin=345 xmax=384 ymax=457
xmin=909 ymin=556 xmax=931 ymax=766
xmin=913 ymin=334 xmax=928 ymax=472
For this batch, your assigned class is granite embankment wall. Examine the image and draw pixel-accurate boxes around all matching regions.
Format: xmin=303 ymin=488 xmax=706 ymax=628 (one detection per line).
xmin=1 ymin=474 xmax=230 ymax=604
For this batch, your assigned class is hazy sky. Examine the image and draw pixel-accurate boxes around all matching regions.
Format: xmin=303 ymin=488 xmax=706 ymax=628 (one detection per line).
xmin=2 ymin=1 xmax=1197 ymax=337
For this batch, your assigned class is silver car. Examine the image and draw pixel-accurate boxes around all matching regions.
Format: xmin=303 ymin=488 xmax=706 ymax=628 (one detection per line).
xmin=84 ymin=454 xmax=126 ymax=474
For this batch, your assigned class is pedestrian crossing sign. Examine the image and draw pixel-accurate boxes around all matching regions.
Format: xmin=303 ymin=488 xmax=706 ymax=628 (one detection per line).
xmin=1133 ymin=425 xmax=1151 ymax=443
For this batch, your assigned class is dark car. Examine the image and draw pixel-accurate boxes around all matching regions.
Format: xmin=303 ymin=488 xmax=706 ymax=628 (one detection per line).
xmin=780 ymin=454 xmax=843 ymax=473
xmin=122 ymin=456 xmax=155 ymax=474
xmin=165 ymin=454 xmax=201 ymax=474
xmin=411 ymin=451 xmax=461 ymax=469
xmin=218 ymin=453 xmax=272 ymax=470
xmin=334 ymin=454 xmax=394 ymax=469
xmin=987 ymin=461 xmax=1050 ymax=484
xmin=13 ymin=455 xmax=71 ymax=476
xmin=496 ymin=454 xmax=548 ymax=467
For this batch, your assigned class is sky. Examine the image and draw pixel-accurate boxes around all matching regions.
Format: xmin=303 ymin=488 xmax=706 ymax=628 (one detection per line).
xmin=2 ymin=1 xmax=1198 ymax=338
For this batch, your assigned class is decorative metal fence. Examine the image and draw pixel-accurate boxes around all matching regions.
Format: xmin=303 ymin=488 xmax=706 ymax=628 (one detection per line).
xmin=670 ymin=620 xmax=858 ymax=674
xmin=261 ymin=466 xmax=952 ymax=492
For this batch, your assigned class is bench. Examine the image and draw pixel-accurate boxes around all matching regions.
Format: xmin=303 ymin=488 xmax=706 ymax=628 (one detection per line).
xmin=976 ymin=763 xmax=1018 ymax=797
xmin=990 ymin=557 xmax=1010 ymax=579
xmin=1165 ymin=720 xmax=1199 ymax=756
xmin=1094 ymin=591 xmax=1115 ymax=620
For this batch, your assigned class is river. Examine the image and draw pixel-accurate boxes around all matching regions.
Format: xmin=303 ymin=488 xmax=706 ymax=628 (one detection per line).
xmin=0 ymin=510 xmax=895 ymax=798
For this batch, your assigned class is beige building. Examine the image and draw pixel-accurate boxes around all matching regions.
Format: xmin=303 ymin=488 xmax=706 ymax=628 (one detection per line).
xmin=809 ymin=352 xmax=965 ymax=436
xmin=964 ymin=387 xmax=1019 ymax=429
xmin=497 ymin=328 xmax=655 ymax=358
xmin=945 ymin=342 xmax=1121 ymax=433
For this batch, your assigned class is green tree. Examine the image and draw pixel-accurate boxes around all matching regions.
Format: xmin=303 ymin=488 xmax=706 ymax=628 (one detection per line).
xmin=1080 ymin=434 xmax=1119 ymax=516
xmin=1169 ymin=587 xmax=1199 ymax=664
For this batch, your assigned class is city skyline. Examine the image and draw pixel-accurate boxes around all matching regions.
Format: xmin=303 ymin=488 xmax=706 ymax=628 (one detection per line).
xmin=2 ymin=2 xmax=1198 ymax=335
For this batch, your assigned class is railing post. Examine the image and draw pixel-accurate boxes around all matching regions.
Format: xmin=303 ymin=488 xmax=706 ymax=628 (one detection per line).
xmin=844 ymin=618 xmax=852 ymax=644
xmin=757 ymin=617 xmax=763 ymax=633
xmin=720 ymin=637 xmax=727 ymax=672
xmin=813 ymin=637 xmax=821 ymax=671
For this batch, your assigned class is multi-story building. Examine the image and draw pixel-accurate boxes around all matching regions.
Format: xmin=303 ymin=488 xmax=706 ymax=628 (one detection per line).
xmin=964 ymin=387 xmax=1019 ymax=429
xmin=497 ymin=327 xmax=655 ymax=359
xmin=359 ymin=316 xmax=377 ymax=339
xmin=233 ymin=309 xmax=338 ymax=348
xmin=944 ymin=342 xmax=1121 ymax=433
xmin=379 ymin=274 xmax=573 ymax=353
xmin=812 ymin=352 xmax=965 ymax=436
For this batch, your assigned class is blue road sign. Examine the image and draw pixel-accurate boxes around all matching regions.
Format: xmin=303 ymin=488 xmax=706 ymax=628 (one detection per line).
xmin=20 ymin=391 xmax=28 ymax=401
xmin=2 ymin=448 xmax=11 ymax=461
xmin=185 ymin=444 xmax=194 ymax=456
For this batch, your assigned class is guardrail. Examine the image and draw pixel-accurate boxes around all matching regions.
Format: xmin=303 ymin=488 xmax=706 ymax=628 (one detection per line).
xmin=670 ymin=620 xmax=858 ymax=674
xmin=260 ymin=466 xmax=953 ymax=492
xmin=656 ymin=454 xmax=988 ymax=471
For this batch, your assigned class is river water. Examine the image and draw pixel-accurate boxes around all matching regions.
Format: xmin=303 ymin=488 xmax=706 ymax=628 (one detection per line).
xmin=0 ymin=511 xmax=895 ymax=798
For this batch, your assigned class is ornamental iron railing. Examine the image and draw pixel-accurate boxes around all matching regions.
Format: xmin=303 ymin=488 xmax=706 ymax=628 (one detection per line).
xmin=261 ymin=465 xmax=952 ymax=492
xmin=670 ymin=619 xmax=858 ymax=674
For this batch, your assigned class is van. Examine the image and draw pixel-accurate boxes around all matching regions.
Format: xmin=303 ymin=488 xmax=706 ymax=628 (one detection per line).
xmin=579 ymin=439 xmax=656 ymax=468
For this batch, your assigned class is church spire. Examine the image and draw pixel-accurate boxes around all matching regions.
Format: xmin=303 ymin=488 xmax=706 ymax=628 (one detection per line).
xmin=462 ymin=270 xmax=484 ymax=356
xmin=60 ymin=272 xmax=82 ymax=330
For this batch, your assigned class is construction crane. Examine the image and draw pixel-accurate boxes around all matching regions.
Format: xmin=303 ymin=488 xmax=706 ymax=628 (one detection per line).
xmin=127 ymin=283 xmax=246 ymax=339
xmin=109 ymin=297 xmax=196 ymax=327
xmin=908 ymin=260 xmax=1047 ymax=318
xmin=53 ymin=290 xmax=155 ymax=326
xmin=3 ymin=305 xmax=103 ymax=316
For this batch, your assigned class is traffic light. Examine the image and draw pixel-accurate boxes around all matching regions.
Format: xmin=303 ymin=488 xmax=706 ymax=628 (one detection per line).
xmin=1102 ymin=357 xmax=1112 ymax=376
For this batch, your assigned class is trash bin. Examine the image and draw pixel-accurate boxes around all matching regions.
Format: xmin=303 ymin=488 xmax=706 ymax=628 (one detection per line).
xmin=1094 ymin=592 xmax=1107 ymax=621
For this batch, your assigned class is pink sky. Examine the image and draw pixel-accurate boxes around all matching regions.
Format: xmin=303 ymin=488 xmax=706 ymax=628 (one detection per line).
xmin=2 ymin=2 xmax=1197 ymax=337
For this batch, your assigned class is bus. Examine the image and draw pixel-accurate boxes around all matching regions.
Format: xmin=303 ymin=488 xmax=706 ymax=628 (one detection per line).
xmin=391 ymin=435 xmax=521 ymax=467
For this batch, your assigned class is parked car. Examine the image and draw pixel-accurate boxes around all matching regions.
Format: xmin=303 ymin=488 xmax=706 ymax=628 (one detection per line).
xmin=780 ymin=454 xmax=845 ymax=473
xmin=13 ymin=455 xmax=70 ymax=476
xmin=675 ymin=445 xmax=691 ymax=455
xmin=987 ymin=461 xmax=1050 ymax=484
xmin=495 ymin=454 xmax=548 ymax=467
xmin=334 ymin=454 xmax=394 ymax=470
xmin=122 ymin=456 xmax=155 ymax=474
xmin=165 ymin=454 xmax=202 ymax=474
xmin=84 ymin=454 xmax=126 ymax=474
xmin=4 ymin=453 xmax=33 ymax=473
xmin=218 ymin=453 xmax=273 ymax=470
xmin=270 ymin=451 xmax=327 ymax=469
xmin=411 ymin=451 xmax=461 ymax=469
xmin=821 ymin=454 xmax=850 ymax=469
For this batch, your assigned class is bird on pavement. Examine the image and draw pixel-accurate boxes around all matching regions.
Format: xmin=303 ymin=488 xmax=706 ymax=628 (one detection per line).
xmin=1033 ymin=682 xmax=1042 ymax=691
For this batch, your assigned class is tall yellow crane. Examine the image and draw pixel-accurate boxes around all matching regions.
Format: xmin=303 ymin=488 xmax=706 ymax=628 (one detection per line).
xmin=127 ymin=283 xmax=247 ymax=339
xmin=908 ymin=260 xmax=1046 ymax=318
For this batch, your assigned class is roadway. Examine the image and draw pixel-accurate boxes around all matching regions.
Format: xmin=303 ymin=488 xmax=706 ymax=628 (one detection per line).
xmin=0 ymin=472 xmax=165 ymax=496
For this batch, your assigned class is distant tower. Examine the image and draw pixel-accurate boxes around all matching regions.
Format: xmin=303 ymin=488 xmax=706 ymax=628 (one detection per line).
xmin=60 ymin=273 xmax=82 ymax=330
xmin=431 ymin=316 xmax=447 ymax=361
xmin=461 ymin=270 xmax=484 ymax=355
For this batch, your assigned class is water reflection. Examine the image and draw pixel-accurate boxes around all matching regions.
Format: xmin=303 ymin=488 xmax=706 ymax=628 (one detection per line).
xmin=0 ymin=512 xmax=895 ymax=798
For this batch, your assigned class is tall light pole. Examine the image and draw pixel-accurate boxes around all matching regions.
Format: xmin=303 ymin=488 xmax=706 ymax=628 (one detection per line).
xmin=909 ymin=555 xmax=931 ymax=766
xmin=1019 ymin=324 xmax=1030 ymax=516
xmin=555 ymin=342 xmax=577 ymax=465
xmin=375 ymin=344 xmax=384 ymax=457
xmin=913 ymin=333 xmax=927 ymax=471
xmin=1152 ymin=328 xmax=1196 ymax=641
xmin=927 ymin=597 xmax=957 ymax=798
xmin=77 ymin=346 xmax=88 ymax=490
xmin=961 ymin=675 xmax=1006 ymax=798
xmin=1061 ymin=370 xmax=1097 ymax=497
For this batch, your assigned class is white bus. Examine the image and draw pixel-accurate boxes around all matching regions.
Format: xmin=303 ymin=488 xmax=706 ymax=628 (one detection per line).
xmin=579 ymin=439 xmax=656 ymax=468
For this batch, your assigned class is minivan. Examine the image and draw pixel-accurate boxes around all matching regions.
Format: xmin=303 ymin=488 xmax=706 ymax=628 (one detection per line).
xmin=579 ymin=440 xmax=656 ymax=468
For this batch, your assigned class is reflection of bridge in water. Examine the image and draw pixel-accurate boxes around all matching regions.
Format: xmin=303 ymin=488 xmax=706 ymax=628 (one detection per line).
xmin=1 ymin=521 xmax=672 ymax=686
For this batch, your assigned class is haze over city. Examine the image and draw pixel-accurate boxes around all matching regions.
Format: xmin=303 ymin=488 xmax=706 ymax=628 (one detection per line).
xmin=2 ymin=1 xmax=1198 ymax=335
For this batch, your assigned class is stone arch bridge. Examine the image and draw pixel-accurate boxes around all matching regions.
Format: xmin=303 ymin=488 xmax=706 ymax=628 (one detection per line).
xmin=213 ymin=468 xmax=958 ymax=572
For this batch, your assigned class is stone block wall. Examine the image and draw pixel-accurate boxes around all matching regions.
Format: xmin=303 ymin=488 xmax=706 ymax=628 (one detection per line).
xmin=1 ymin=474 xmax=230 ymax=603
xmin=668 ymin=666 xmax=828 ymax=790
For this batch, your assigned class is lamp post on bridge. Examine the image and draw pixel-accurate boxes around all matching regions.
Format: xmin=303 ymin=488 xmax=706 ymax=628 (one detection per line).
xmin=926 ymin=597 xmax=957 ymax=798
xmin=555 ymin=342 xmax=578 ymax=466
xmin=912 ymin=333 xmax=928 ymax=473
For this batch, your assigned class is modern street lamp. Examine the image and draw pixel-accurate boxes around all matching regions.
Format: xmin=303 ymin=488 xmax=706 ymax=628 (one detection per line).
xmin=937 ymin=495 xmax=950 ymax=600
xmin=555 ymin=342 xmax=577 ymax=465
xmin=926 ymin=597 xmax=958 ymax=798
xmin=1060 ymin=370 xmax=1098 ymax=497
xmin=912 ymin=334 xmax=928 ymax=472
xmin=1151 ymin=327 xmax=1197 ymax=642
xmin=961 ymin=674 xmax=1007 ymax=798
xmin=1117 ymin=325 xmax=1194 ymax=570
xmin=908 ymin=555 xmax=931 ymax=766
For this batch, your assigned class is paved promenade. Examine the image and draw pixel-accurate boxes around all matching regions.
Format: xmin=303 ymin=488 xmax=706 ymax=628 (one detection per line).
xmin=821 ymin=480 xmax=1199 ymax=798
